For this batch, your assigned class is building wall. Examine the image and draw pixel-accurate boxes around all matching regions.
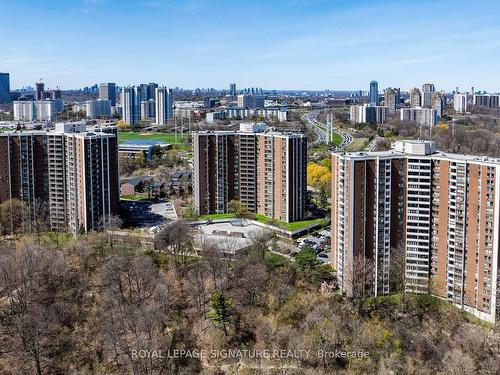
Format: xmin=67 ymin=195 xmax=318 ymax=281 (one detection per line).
xmin=332 ymin=147 xmax=500 ymax=323
xmin=193 ymin=130 xmax=306 ymax=222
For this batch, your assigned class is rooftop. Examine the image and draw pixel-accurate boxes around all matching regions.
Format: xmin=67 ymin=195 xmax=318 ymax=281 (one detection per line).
xmin=334 ymin=139 xmax=500 ymax=166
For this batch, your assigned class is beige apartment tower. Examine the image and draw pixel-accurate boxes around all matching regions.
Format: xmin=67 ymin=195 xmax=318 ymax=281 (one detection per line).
xmin=331 ymin=140 xmax=500 ymax=323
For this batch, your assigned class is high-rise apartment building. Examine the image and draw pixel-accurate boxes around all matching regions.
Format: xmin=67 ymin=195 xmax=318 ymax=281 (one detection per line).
xmin=431 ymin=92 xmax=444 ymax=118
xmin=0 ymin=73 xmax=11 ymax=103
xmin=369 ymin=81 xmax=379 ymax=105
xmin=422 ymin=83 xmax=435 ymax=93
xmin=229 ymin=83 xmax=237 ymax=97
xmin=35 ymin=82 xmax=45 ymax=101
xmin=421 ymin=83 xmax=436 ymax=108
xmin=473 ymin=94 xmax=500 ymax=108
xmin=331 ymin=140 xmax=500 ymax=323
xmin=384 ymin=87 xmax=400 ymax=112
xmin=0 ymin=132 xmax=49 ymax=230
xmin=13 ymin=100 xmax=63 ymax=122
xmin=400 ymin=108 xmax=438 ymax=128
xmin=13 ymin=101 xmax=36 ymax=121
xmin=141 ymin=99 xmax=156 ymax=120
xmin=0 ymin=122 xmax=119 ymax=233
xmin=136 ymin=84 xmax=149 ymax=103
xmin=237 ymin=94 xmax=265 ymax=109
xmin=99 ymin=83 xmax=117 ymax=106
xmin=193 ymin=123 xmax=307 ymax=223
xmin=147 ymin=83 xmax=158 ymax=101
xmin=454 ymin=93 xmax=468 ymax=114
xmin=52 ymin=88 xmax=62 ymax=100
xmin=86 ymin=99 xmax=112 ymax=119
xmin=350 ymin=105 xmax=389 ymax=124
xmin=122 ymin=86 xmax=140 ymax=126
xmin=410 ymin=88 xmax=422 ymax=108
xmin=155 ymin=87 xmax=173 ymax=125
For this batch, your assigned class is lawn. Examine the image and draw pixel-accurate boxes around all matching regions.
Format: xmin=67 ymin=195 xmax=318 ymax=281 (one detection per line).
xmin=277 ymin=217 xmax=329 ymax=231
xmin=121 ymin=192 xmax=150 ymax=201
xmin=331 ymin=132 xmax=343 ymax=146
xmin=198 ymin=213 xmax=328 ymax=231
xmin=198 ymin=213 xmax=237 ymax=220
xmin=118 ymin=131 xmax=190 ymax=150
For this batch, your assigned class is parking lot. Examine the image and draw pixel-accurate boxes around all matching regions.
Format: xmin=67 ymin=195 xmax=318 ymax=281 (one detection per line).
xmin=121 ymin=199 xmax=177 ymax=228
xmin=296 ymin=229 xmax=331 ymax=264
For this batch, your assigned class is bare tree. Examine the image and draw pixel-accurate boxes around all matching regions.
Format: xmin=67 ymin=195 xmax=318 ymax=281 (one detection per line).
xmin=0 ymin=243 xmax=67 ymax=375
xmin=91 ymin=252 xmax=180 ymax=374
xmin=157 ymin=220 xmax=193 ymax=267
xmin=343 ymin=254 xmax=375 ymax=308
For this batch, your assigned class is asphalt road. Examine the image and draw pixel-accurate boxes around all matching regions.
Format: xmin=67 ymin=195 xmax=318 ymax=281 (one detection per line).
xmin=302 ymin=110 xmax=353 ymax=149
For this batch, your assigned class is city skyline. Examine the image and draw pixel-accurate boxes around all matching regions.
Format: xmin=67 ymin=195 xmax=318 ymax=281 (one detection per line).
xmin=1 ymin=0 xmax=500 ymax=91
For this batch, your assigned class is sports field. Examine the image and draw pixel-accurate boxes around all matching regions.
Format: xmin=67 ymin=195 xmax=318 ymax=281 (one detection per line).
xmin=118 ymin=132 xmax=189 ymax=149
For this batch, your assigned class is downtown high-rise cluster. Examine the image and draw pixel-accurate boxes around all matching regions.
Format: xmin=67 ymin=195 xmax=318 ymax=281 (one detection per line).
xmin=122 ymin=84 xmax=173 ymax=126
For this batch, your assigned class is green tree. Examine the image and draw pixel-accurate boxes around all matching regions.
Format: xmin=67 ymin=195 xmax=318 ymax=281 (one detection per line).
xmin=295 ymin=247 xmax=320 ymax=271
xmin=208 ymin=291 xmax=233 ymax=335
xmin=228 ymin=199 xmax=254 ymax=219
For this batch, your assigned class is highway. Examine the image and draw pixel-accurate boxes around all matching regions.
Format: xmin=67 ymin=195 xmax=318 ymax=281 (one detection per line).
xmin=364 ymin=136 xmax=382 ymax=151
xmin=302 ymin=110 xmax=353 ymax=149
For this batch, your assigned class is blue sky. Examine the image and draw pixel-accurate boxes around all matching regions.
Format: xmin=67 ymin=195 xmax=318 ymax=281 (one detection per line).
xmin=1 ymin=0 xmax=499 ymax=91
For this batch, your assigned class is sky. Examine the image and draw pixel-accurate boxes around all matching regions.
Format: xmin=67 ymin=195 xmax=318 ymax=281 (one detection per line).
xmin=1 ymin=0 xmax=500 ymax=91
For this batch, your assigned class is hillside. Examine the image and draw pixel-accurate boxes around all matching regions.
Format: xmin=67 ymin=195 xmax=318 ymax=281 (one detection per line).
xmin=0 ymin=234 xmax=498 ymax=375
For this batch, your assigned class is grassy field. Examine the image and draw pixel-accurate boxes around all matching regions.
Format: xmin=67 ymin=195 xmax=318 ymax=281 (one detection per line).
xmin=197 ymin=212 xmax=328 ymax=231
xmin=118 ymin=131 xmax=189 ymax=150
xmin=331 ymin=132 xmax=343 ymax=146
xmin=346 ymin=137 xmax=369 ymax=151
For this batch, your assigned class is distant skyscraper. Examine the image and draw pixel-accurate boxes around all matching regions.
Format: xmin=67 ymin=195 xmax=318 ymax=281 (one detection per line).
xmin=384 ymin=87 xmax=399 ymax=112
xmin=52 ymin=88 xmax=62 ymax=100
xmin=0 ymin=73 xmax=11 ymax=103
xmin=86 ymin=99 xmax=112 ymax=119
xmin=122 ymin=86 xmax=139 ymax=126
xmin=237 ymin=94 xmax=265 ymax=109
xmin=141 ymin=99 xmax=156 ymax=120
xmin=454 ymin=93 xmax=468 ymax=114
xmin=230 ymin=83 xmax=237 ymax=97
xmin=13 ymin=100 xmax=62 ymax=122
xmin=421 ymin=83 xmax=435 ymax=108
xmin=369 ymin=80 xmax=378 ymax=105
xmin=410 ymin=87 xmax=422 ymax=108
xmin=350 ymin=105 xmax=389 ymax=124
xmin=431 ymin=92 xmax=444 ymax=117
xmin=400 ymin=108 xmax=438 ymax=128
xmin=422 ymin=83 xmax=435 ymax=93
xmin=473 ymin=94 xmax=500 ymax=108
xmin=99 ymin=83 xmax=117 ymax=106
xmin=35 ymin=82 xmax=45 ymax=101
xmin=147 ymin=83 xmax=158 ymax=101
xmin=155 ymin=87 xmax=173 ymax=125
xmin=137 ymin=84 xmax=149 ymax=103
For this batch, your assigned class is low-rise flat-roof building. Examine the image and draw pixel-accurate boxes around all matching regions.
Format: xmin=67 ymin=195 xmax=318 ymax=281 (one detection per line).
xmin=118 ymin=140 xmax=172 ymax=160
